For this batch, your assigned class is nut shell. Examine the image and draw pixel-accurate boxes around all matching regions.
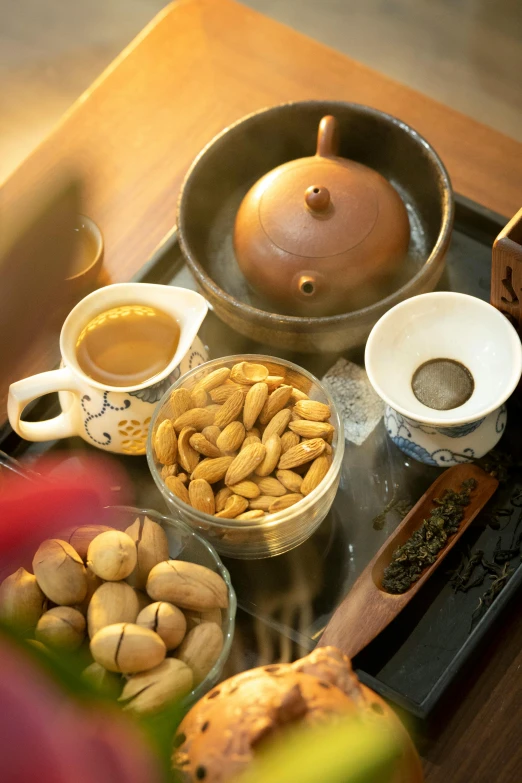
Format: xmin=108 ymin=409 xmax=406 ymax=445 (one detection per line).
xmin=124 ymin=516 xmax=170 ymax=589
xmin=88 ymin=581 xmax=140 ymax=638
xmin=82 ymin=661 xmax=121 ymax=694
xmin=0 ymin=567 xmax=46 ymax=631
xmin=36 ymin=606 xmax=86 ymax=650
xmin=176 ymin=622 xmax=224 ymax=685
xmin=90 ymin=622 xmax=166 ymax=673
xmin=120 ymin=658 xmax=193 ymax=715
xmin=146 ymin=561 xmax=228 ymax=611
xmin=32 ymin=539 xmax=88 ymax=606
xmin=66 ymin=525 xmax=114 ymax=560
xmin=137 ymin=601 xmax=187 ymax=650
xmin=87 ymin=530 xmax=137 ymax=581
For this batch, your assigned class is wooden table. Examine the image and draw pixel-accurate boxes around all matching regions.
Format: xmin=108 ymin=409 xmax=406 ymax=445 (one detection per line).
xmin=1 ymin=0 xmax=521 ymax=778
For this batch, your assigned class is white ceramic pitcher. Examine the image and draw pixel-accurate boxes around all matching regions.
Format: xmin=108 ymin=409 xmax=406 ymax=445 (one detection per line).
xmin=8 ymin=283 xmax=208 ymax=455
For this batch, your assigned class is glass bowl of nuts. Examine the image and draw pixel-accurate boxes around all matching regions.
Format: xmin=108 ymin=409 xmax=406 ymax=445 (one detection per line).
xmin=146 ymin=355 xmax=344 ymax=559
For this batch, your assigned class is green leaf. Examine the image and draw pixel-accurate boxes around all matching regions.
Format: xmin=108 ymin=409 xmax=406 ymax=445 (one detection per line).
xmin=233 ymin=717 xmax=400 ymax=783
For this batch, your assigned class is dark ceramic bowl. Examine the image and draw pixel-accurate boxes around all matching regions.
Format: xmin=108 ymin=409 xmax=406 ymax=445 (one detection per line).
xmin=177 ymin=101 xmax=454 ymax=353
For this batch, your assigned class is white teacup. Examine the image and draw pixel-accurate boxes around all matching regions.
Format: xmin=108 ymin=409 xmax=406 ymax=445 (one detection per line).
xmin=8 ymin=283 xmax=208 ymax=455
xmin=365 ymin=292 xmax=522 ymax=466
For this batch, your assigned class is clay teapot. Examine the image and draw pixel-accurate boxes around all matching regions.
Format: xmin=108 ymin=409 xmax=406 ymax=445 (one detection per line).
xmin=233 ymin=115 xmax=410 ymax=316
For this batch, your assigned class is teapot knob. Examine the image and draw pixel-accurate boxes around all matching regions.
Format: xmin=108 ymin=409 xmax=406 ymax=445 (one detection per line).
xmin=305 ymin=185 xmax=331 ymax=213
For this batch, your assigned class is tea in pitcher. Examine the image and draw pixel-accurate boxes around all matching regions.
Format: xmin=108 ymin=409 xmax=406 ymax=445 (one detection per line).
xmin=76 ymin=304 xmax=180 ymax=387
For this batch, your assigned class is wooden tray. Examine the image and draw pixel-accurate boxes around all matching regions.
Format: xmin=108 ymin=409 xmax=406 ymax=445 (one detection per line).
xmin=2 ymin=194 xmax=521 ymax=719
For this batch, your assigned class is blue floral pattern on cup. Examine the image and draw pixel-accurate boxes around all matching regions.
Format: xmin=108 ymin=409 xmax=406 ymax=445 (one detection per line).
xmin=385 ymin=405 xmax=506 ymax=466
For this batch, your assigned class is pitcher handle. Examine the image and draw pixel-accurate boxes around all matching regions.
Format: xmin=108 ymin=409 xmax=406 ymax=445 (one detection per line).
xmin=8 ymin=367 xmax=80 ymax=442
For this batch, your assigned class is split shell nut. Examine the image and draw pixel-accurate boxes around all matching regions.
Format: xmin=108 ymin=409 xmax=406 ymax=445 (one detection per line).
xmin=32 ymin=539 xmax=88 ymax=606
xmin=124 ymin=515 xmax=170 ymax=590
xmin=65 ymin=525 xmax=114 ymax=561
xmin=87 ymin=530 xmax=137 ymax=581
xmin=183 ymin=607 xmax=222 ymax=631
xmin=119 ymin=658 xmax=194 ymax=715
xmin=146 ymin=560 xmax=228 ymax=611
xmin=88 ymin=581 xmax=139 ymax=638
xmin=90 ymin=622 xmax=166 ymax=673
xmin=82 ymin=662 xmax=122 ymax=695
xmin=0 ymin=567 xmax=46 ymax=632
xmin=35 ymin=606 xmax=86 ymax=650
xmin=176 ymin=622 xmax=224 ymax=685
xmin=136 ymin=601 xmax=187 ymax=650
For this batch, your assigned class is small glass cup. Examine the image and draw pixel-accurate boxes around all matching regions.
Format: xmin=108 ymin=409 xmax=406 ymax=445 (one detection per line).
xmin=147 ymin=355 xmax=344 ymax=559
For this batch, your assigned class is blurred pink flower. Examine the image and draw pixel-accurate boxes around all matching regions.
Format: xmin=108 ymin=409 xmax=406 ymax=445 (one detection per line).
xmin=0 ymin=640 xmax=161 ymax=783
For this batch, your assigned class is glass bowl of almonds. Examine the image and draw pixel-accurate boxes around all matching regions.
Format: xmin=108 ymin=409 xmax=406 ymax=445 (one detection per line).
xmin=146 ymin=355 xmax=344 ymax=559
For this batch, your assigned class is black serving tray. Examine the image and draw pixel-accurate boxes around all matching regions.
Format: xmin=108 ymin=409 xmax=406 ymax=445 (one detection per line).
xmin=2 ymin=194 xmax=521 ymax=719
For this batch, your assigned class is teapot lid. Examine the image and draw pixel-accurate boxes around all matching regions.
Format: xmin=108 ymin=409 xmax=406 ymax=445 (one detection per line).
xmin=255 ymin=115 xmax=382 ymax=258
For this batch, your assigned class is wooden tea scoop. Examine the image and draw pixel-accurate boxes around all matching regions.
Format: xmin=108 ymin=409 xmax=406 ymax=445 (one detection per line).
xmin=319 ymin=463 xmax=498 ymax=658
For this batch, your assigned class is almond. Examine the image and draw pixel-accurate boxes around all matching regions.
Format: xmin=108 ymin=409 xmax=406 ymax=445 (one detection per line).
xmin=268 ymin=494 xmax=303 ymax=513
xmin=190 ymin=387 xmax=208 ymax=408
xmin=202 ymin=425 xmax=221 ymax=446
xmin=173 ymin=408 xmax=215 ymax=433
xmin=161 ymin=464 xmax=178 ymax=480
xmin=205 ymin=403 xmax=222 ymax=415
xmin=178 ymin=473 xmax=188 ymax=484
xmin=236 ymin=510 xmax=265 ymax=521
xmin=259 ymin=385 xmax=293 ymax=425
xmin=276 ymin=469 xmax=303 ymax=493
xmin=301 ymin=455 xmax=331 ymax=496
xmin=193 ymin=367 xmax=231 ymax=393
xmin=255 ymin=433 xmax=282 ymax=477
xmin=243 ymin=382 xmax=269 ymax=430
xmin=249 ymin=427 xmax=261 ymax=439
xmin=294 ymin=400 xmax=331 ymax=422
xmin=241 ymin=435 xmax=261 ymax=450
xmin=191 ymin=456 xmax=234 ymax=484
xmin=262 ymin=408 xmax=292 ymax=443
xmin=153 ymin=420 xmax=177 ymax=465
xmin=213 ymin=390 xmax=244 ymax=428
xmin=178 ymin=426 xmax=200 ymax=472
xmin=278 ymin=438 xmax=326 ymax=470
xmin=189 ymin=479 xmax=216 ymax=515
xmin=265 ymin=375 xmax=285 ymax=392
xmin=288 ymin=420 xmax=335 ymax=439
xmin=210 ymin=383 xmax=243 ymax=404
xmin=215 ymin=487 xmax=234 ymax=512
xmin=225 ymin=443 xmax=266 ymax=486
xmin=169 ymin=388 xmax=192 ymax=420
xmin=228 ymin=480 xmax=260 ymax=499
xmin=216 ymin=421 xmax=245 ymax=453
xmin=189 ymin=433 xmax=222 ymax=458
xmin=230 ymin=362 xmax=269 ymax=385
xmin=164 ymin=475 xmax=190 ymax=504
xmin=249 ymin=495 xmax=278 ymax=511
xmin=254 ymin=476 xmax=287 ymax=497
xmin=214 ymin=495 xmax=249 ymax=519
xmin=290 ymin=388 xmax=309 ymax=404
xmin=280 ymin=431 xmax=300 ymax=453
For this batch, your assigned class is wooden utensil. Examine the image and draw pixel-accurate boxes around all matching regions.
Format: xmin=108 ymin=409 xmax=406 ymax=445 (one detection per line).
xmin=319 ymin=463 xmax=498 ymax=658
xmin=491 ymin=207 xmax=522 ymax=335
